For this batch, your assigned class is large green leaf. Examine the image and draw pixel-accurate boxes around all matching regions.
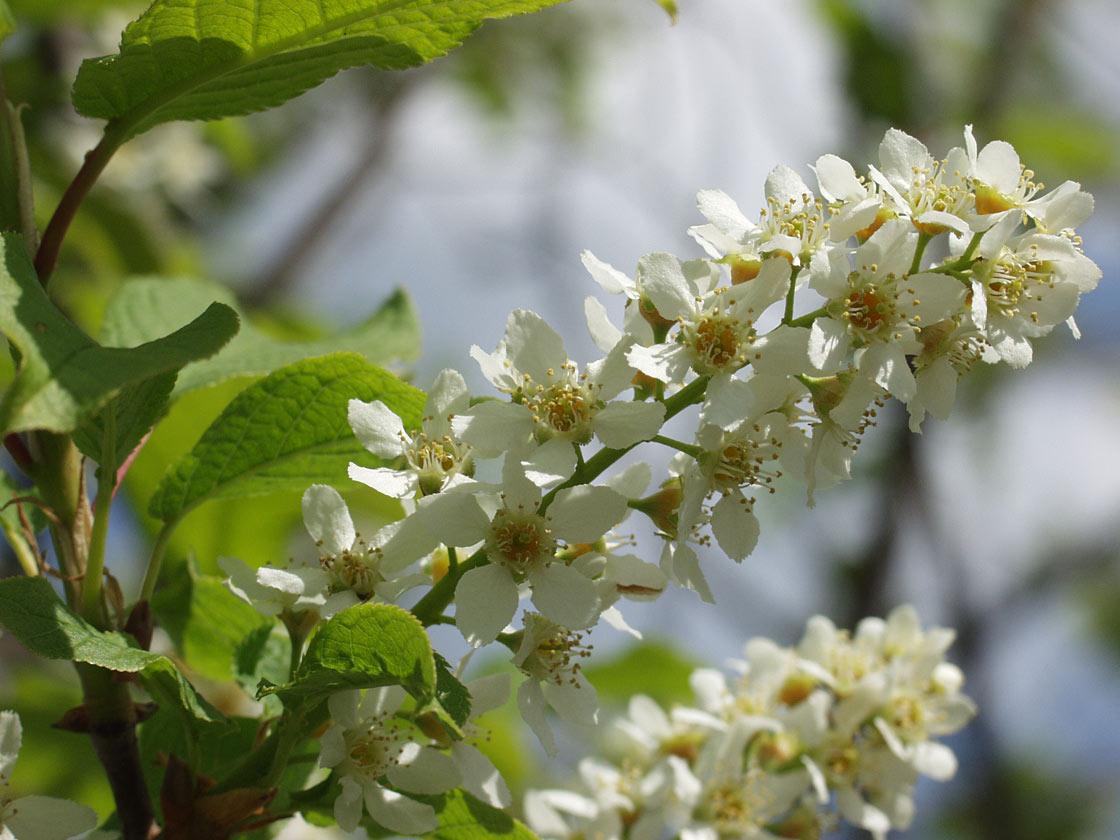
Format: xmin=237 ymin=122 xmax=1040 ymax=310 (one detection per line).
xmin=260 ymin=602 xmax=435 ymax=701
xmin=0 ymin=576 xmax=224 ymax=727
xmin=151 ymin=568 xmax=274 ymax=683
xmin=147 ymin=352 xmax=423 ymax=522
xmin=72 ymin=0 xmax=570 ymax=140
xmin=70 ymin=373 xmax=177 ymax=473
xmin=417 ymin=789 xmax=541 ymax=840
xmin=100 ymin=276 xmax=421 ymax=395
xmin=0 ymin=233 xmax=238 ymax=436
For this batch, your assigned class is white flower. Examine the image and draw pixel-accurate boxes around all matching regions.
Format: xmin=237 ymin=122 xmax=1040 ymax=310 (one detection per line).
xmin=965 ymin=210 xmax=1101 ymax=368
xmin=348 ymin=368 xmax=475 ymax=498
xmin=457 ymin=310 xmax=664 ymax=483
xmin=513 ymin=614 xmax=600 ymax=755
xmin=868 ymin=128 xmax=972 ymax=236
xmin=318 ymin=686 xmax=460 ymax=835
xmin=809 ymin=218 xmax=966 ymax=403
xmin=302 ymin=485 xmax=434 ymax=616
xmin=219 ymin=556 xmax=328 ymax=618
xmin=626 ymin=253 xmax=791 ymax=386
xmin=1 ymin=711 xmax=98 ymax=840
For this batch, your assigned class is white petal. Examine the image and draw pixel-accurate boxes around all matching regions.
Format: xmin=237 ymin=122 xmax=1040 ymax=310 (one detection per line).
xmin=417 ymin=491 xmax=491 ymax=548
xmin=813 ymin=154 xmax=864 ymax=202
xmin=837 ymin=788 xmax=892 ymax=835
xmin=606 ymin=461 xmax=651 ymax=498
xmin=452 ymin=742 xmax=511 ymax=808
xmin=593 ymin=401 xmax=665 ymax=449
xmin=505 ymin=310 xmax=567 ymax=384
xmin=317 ymin=724 xmax=348 ymax=768
xmin=2 ymin=795 xmax=96 ymax=840
xmin=638 ymin=252 xmax=696 ymax=321
xmin=529 ymin=563 xmax=601 ymax=630
xmin=662 ymin=543 xmax=714 ymax=603
xmin=522 ymin=437 xmax=578 ymax=487
xmin=333 ymin=777 xmax=364 ymax=833
xmin=327 ymin=690 xmax=362 ymax=729
xmin=465 ymin=673 xmax=511 ymax=717
xmin=426 ymin=368 xmax=471 ymax=422
xmin=0 ymin=710 xmax=21 ymax=776
xmin=581 ymin=250 xmax=635 ymax=297
xmin=452 ymin=401 xmax=534 ymax=457
xmin=454 ymin=565 xmax=519 ymax=646
xmin=347 ymin=399 xmax=407 ymax=459
xmin=347 ymin=463 xmax=416 ymax=498
xmin=585 ymin=295 xmax=623 ymax=353
xmin=710 ymin=495 xmax=760 ymax=561
xmin=517 ymin=679 xmax=557 ymax=756
xmin=699 ymin=376 xmax=754 ymax=429
xmin=543 ymin=675 xmax=600 ymax=726
xmin=600 ymin=605 xmax=642 ymax=638
xmin=975 ymin=140 xmax=1020 ymax=193
xmin=626 ymin=341 xmax=692 ymax=384
xmin=912 ymin=741 xmax=958 ymax=780
xmin=388 ymin=745 xmax=461 ymax=793
xmin=364 ymin=783 xmax=439 ymax=835
xmin=765 ymin=164 xmax=812 ymax=210
xmin=548 ymin=485 xmax=628 ymax=543
xmin=302 ymin=485 xmax=355 ymax=556
xmin=696 ymin=189 xmax=754 ymax=241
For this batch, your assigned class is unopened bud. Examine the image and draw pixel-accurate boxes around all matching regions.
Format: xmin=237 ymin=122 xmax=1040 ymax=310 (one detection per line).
xmin=630 ymin=477 xmax=683 ymax=539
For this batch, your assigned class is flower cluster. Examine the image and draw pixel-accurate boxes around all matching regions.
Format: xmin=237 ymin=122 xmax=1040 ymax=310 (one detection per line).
xmin=524 ymin=605 xmax=977 ymax=840
xmin=217 ymin=126 xmax=1096 ymax=833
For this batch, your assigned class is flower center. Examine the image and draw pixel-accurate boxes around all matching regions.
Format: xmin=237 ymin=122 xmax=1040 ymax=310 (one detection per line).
xmin=406 ymin=431 xmax=472 ymax=495
xmin=528 ymin=381 xmax=595 ymax=442
xmin=688 ymin=314 xmax=742 ymax=372
xmin=490 ymin=510 xmax=554 ymax=576
xmin=520 ymin=619 xmax=593 ymax=686
xmin=343 ymin=717 xmax=408 ymax=782
xmin=321 ymin=544 xmax=385 ymax=599
xmin=842 ymin=274 xmax=898 ymax=344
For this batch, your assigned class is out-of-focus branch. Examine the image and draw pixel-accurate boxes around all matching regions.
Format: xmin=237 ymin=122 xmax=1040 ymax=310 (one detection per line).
xmin=241 ymin=76 xmax=411 ymax=308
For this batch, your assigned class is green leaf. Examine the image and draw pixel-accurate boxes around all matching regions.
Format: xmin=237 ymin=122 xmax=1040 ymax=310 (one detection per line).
xmin=100 ymin=276 xmax=421 ymax=395
xmin=261 ymin=602 xmax=435 ymax=701
xmin=583 ymin=639 xmax=698 ymax=709
xmin=72 ymin=0 xmax=571 ymax=140
xmin=70 ymin=373 xmax=177 ymax=472
xmin=416 ymin=789 xmax=541 ymax=840
xmin=233 ymin=622 xmax=291 ymax=714
xmin=148 ymin=352 xmax=423 ymax=522
xmin=0 ymin=233 xmax=239 ymax=435
xmin=433 ymin=652 xmax=471 ymax=727
xmin=0 ymin=576 xmax=224 ymax=726
xmin=151 ymin=568 xmax=273 ymax=683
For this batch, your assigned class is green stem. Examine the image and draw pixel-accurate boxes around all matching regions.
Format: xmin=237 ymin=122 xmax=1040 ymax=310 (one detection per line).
xmin=82 ymin=414 xmax=117 ymax=626
xmin=411 ymin=548 xmax=487 ymax=627
xmin=652 ymin=434 xmax=702 ymax=458
xmin=411 ymin=377 xmax=711 ymax=628
xmin=909 ymin=232 xmax=933 ymax=275
xmin=959 ymin=230 xmax=984 ymax=262
xmin=1 ymin=518 xmax=39 ymax=576
xmin=33 ymin=124 xmax=128 ymax=288
xmin=782 ymin=266 xmax=801 ymax=324
xmin=139 ymin=518 xmax=177 ymax=602
xmin=789 ymin=306 xmax=828 ymax=329
xmin=446 ymin=545 xmax=458 ymax=573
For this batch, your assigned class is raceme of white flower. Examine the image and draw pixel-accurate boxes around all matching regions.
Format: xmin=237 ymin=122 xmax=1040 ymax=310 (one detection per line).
xmin=216 ymin=126 xmax=1098 ymax=831
xmin=524 ymin=605 xmax=977 ymax=840
xmin=1 ymin=711 xmax=99 ymax=840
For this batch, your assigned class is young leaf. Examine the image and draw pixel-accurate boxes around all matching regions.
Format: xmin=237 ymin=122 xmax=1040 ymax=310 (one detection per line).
xmin=0 ymin=576 xmax=224 ymax=726
xmin=414 ymin=788 xmax=542 ymax=840
xmin=72 ymin=0 xmax=571 ymax=141
xmin=0 ymin=233 xmax=239 ymax=436
xmin=147 ymin=352 xmax=424 ymax=522
xmin=260 ymin=602 xmax=435 ymax=701
xmin=100 ymin=276 xmax=421 ymax=395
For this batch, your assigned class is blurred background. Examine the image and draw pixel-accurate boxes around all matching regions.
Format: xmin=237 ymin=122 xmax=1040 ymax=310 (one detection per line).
xmin=1 ymin=0 xmax=1119 ymax=838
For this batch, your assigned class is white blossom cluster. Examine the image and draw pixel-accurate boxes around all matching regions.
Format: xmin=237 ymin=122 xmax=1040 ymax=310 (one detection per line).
xmin=524 ymin=605 xmax=977 ymax=840
xmin=218 ymin=126 xmax=1097 ymax=833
